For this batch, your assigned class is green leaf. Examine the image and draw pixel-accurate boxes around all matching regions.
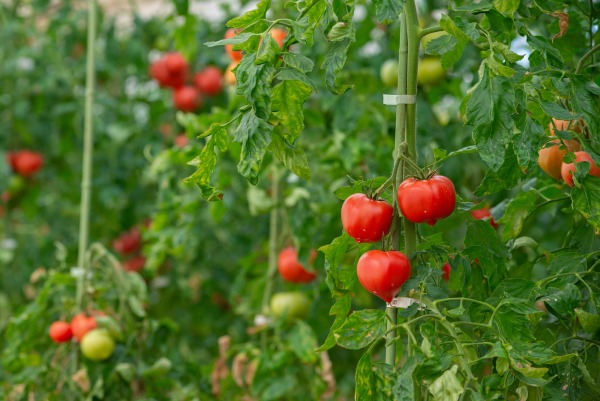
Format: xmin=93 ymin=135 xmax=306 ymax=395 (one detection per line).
xmin=572 ymin=176 xmax=600 ymax=232
xmin=547 ymin=251 xmax=586 ymax=275
xmin=320 ymin=232 xmax=357 ymax=295
xmin=538 ymin=101 xmax=579 ymax=121
xmin=255 ymin=34 xmax=280 ymax=65
xmin=282 ymin=53 xmax=315 ymax=73
xmin=454 ymin=2 xmax=493 ymax=12
xmin=205 ymin=32 xmax=254 ymax=48
xmin=268 ymin=132 xmax=311 ymax=180
xmin=356 ymin=351 xmax=375 ymax=400
xmin=128 ymin=296 xmax=146 ymax=318
xmin=272 ymin=79 xmax=313 ymax=141
xmin=288 ymin=321 xmax=318 ymax=363
xmin=428 ymin=365 xmax=463 ymax=401
xmin=466 ymin=66 xmax=516 ymax=171
xmin=184 ymin=128 xmax=229 ymax=201
xmin=474 ymin=144 xmax=525 ymax=196
xmin=322 ymin=39 xmax=353 ymax=95
xmin=492 ymin=42 xmax=525 ymax=63
xmin=317 ymin=294 xmax=352 ymax=351
xmin=393 ymin=353 xmax=422 ymax=401
xmin=235 ymin=54 xmax=276 ymax=119
xmin=465 ymin=220 xmax=508 ymax=258
xmin=493 ymin=0 xmax=520 ymax=14
xmin=326 ymin=21 xmax=355 ymax=41
xmin=575 ymin=308 xmax=600 ymax=334
xmin=335 ymin=309 xmax=386 ymax=350
xmin=526 ymin=35 xmax=564 ymax=69
xmin=372 ymin=0 xmax=405 ymax=24
xmin=540 ymin=283 xmax=581 ymax=319
xmin=233 ymin=110 xmax=273 ymax=185
xmin=275 ymin=67 xmax=318 ymax=92
xmin=486 ymin=57 xmax=515 ymax=77
xmin=499 ymin=191 xmax=538 ymax=241
xmin=227 ymin=0 xmax=271 ymax=28
xmin=333 ymin=177 xmax=388 ymax=200
xmin=438 ymin=16 xmax=469 ymax=68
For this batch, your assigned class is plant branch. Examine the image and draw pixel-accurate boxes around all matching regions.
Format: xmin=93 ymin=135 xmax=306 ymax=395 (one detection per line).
xmin=576 ymin=43 xmax=600 ymax=74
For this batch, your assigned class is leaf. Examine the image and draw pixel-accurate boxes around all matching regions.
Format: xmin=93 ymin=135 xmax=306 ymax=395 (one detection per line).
xmin=372 ymin=0 xmax=405 ymax=24
xmin=335 ymin=309 xmax=386 ymax=350
xmin=466 ymin=65 xmax=516 ymax=171
xmin=493 ymin=0 xmax=520 ymax=14
xmin=393 ymin=353 xmax=422 ymax=401
xmin=474 ymin=144 xmax=525 ymax=196
xmin=574 ymin=308 xmax=600 ymax=334
xmin=288 ymin=321 xmax=319 ymax=363
xmin=540 ymin=284 xmax=581 ymax=319
xmin=550 ymin=12 xmax=569 ymax=40
xmin=499 ymin=191 xmax=538 ymax=241
xmin=326 ymin=22 xmax=355 ymax=42
xmin=233 ymin=110 xmax=273 ymax=185
xmin=437 ymin=16 xmax=470 ymax=68
xmin=128 ymin=296 xmax=146 ymax=318
xmin=428 ymin=365 xmax=463 ymax=401
xmin=317 ymin=294 xmax=352 ymax=352
xmin=355 ymin=351 xmax=375 ymax=400
xmin=454 ymin=2 xmax=493 ymax=12
xmin=227 ymin=0 xmax=271 ymax=28
xmin=282 ymin=53 xmax=315 ymax=73
xmin=320 ymin=232 xmax=357 ymax=295
xmin=538 ymin=101 xmax=578 ymax=121
xmin=276 ymin=67 xmax=317 ymax=91
xmin=493 ymin=299 xmax=537 ymax=344
xmin=272 ymin=79 xmax=313 ymax=141
xmin=546 ymin=251 xmax=586 ymax=275
xmin=572 ymin=176 xmax=600 ymax=231
xmin=322 ymin=39 xmax=353 ymax=95
xmin=465 ymin=220 xmax=508 ymax=258
xmin=269 ymin=132 xmax=311 ymax=180
xmin=235 ymin=54 xmax=276 ymax=119
xmin=526 ymin=35 xmax=564 ymax=69
xmin=255 ymin=35 xmax=280 ymax=65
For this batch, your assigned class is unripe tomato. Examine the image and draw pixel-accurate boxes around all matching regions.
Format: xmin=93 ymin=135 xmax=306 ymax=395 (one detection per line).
xmin=341 ymin=193 xmax=394 ymax=243
xmin=173 ymin=86 xmax=201 ymax=112
xmin=397 ymin=175 xmax=456 ymax=225
xmin=71 ymin=313 xmax=97 ymax=342
xmin=470 ymin=207 xmax=498 ymax=229
xmin=112 ymin=227 xmax=141 ymax=255
xmin=224 ymin=62 xmax=238 ymax=86
xmin=80 ymin=329 xmax=115 ymax=361
xmin=442 ymin=262 xmax=451 ymax=281
xmin=270 ymin=28 xmax=287 ymax=48
xmin=123 ymin=256 xmax=145 ymax=272
xmin=270 ymin=292 xmax=310 ymax=320
xmin=417 ymin=57 xmax=445 ymax=86
xmin=561 ymin=151 xmax=600 ymax=187
xmin=7 ymin=150 xmax=44 ymax=178
xmin=225 ymin=29 xmax=243 ymax=62
xmin=380 ymin=59 xmax=399 ymax=87
xmin=356 ymin=250 xmax=411 ymax=303
xmin=277 ymin=247 xmax=317 ymax=283
xmin=49 ymin=321 xmax=73 ymax=343
xmin=163 ymin=52 xmax=188 ymax=75
xmin=538 ymin=138 xmax=581 ymax=180
xmin=194 ymin=66 xmax=223 ymax=96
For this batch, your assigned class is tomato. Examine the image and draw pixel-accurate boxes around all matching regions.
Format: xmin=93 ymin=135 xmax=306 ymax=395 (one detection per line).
xmin=417 ymin=57 xmax=445 ymax=86
xmin=397 ymin=175 xmax=456 ymax=225
xmin=112 ymin=227 xmax=141 ymax=255
xmin=173 ymin=86 xmax=201 ymax=112
xmin=174 ymin=134 xmax=189 ymax=148
xmin=270 ymin=28 xmax=287 ymax=48
xmin=538 ymin=138 xmax=581 ymax=180
xmin=49 ymin=321 xmax=73 ymax=343
xmin=224 ymin=62 xmax=238 ymax=86
xmin=277 ymin=247 xmax=317 ymax=283
xmin=71 ymin=313 xmax=97 ymax=342
xmin=442 ymin=262 xmax=451 ymax=281
xmin=80 ymin=329 xmax=115 ymax=361
xmin=470 ymin=207 xmax=498 ymax=229
xmin=548 ymin=118 xmax=583 ymax=136
xmin=561 ymin=151 xmax=600 ymax=187
xmin=123 ymin=256 xmax=145 ymax=272
xmin=225 ymin=29 xmax=243 ymax=62
xmin=270 ymin=291 xmax=310 ymax=320
xmin=7 ymin=150 xmax=44 ymax=178
xmin=149 ymin=58 xmax=186 ymax=88
xmin=356 ymin=250 xmax=411 ymax=303
xmin=341 ymin=193 xmax=394 ymax=243
xmin=380 ymin=59 xmax=399 ymax=87
xmin=194 ymin=66 xmax=223 ymax=96
xmin=163 ymin=52 xmax=188 ymax=75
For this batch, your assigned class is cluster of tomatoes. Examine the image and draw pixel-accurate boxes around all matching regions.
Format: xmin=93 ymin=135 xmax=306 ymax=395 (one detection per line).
xmin=538 ymin=118 xmax=600 ymax=186
xmin=149 ymin=52 xmax=224 ymax=112
xmin=48 ymin=312 xmax=116 ymax=361
xmin=341 ymin=175 xmax=458 ymax=302
xmin=271 ymin=247 xmax=316 ymax=320
xmin=113 ymin=224 xmax=146 ymax=272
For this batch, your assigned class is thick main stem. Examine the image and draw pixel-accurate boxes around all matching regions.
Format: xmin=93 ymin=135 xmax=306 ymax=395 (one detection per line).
xmin=76 ymin=0 xmax=97 ymax=310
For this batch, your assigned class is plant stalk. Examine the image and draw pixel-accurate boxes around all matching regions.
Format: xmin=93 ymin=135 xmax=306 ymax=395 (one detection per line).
xmin=76 ymin=0 xmax=97 ymax=311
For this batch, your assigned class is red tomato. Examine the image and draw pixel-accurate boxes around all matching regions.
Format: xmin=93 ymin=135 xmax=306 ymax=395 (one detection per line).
xmin=470 ymin=207 xmax=498 ymax=229
xmin=225 ymin=29 xmax=243 ymax=62
xmin=561 ymin=151 xmax=600 ymax=186
xmin=7 ymin=150 xmax=44 ymax=178
xmin=538 ymin=138 xmax=581 ymax=180
xmin=356 ymin=250 xmax=411 ymax=303
xmin=173 ymin=86 xmax=201 ymax=112
xmin=341 ymin=193 xmax=394 ymax=243
xmin=442 ymin=262 xmax=451 ymax=281
xmin=163 ymin=52 xmax=188 ymax=75
xmin=149 ymin=57 xmax=186 ymax=88
xmin=112 ymin=227 xmax=141 ymax=255
xmin=49 ymin=321 xmax=73 ymax=343
xmin=123 ymin=256 xmax=146 ymax=272
xmin=174 ymin=134 xmax=189 ymax=148
xmin=194 ymin=66 xmax=223 ymax=96
xmin=270 ymin=28 xmax=287 ymax=48
xmin=277 ymin=247 xmax=317 ymax=283
xmin=71 ymin=313 xmax=97 ymax=342
xmin=397 ymin=175 xmax=456 ymax=225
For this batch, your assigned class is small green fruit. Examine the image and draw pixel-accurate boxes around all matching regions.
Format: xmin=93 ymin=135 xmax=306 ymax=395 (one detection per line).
xmin=80 ymin=329 xmax=115 ymax=361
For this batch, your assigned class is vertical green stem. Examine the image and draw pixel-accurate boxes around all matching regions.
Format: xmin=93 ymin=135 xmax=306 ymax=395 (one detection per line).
xmin=261 ymin=164 xmax=280 ymax=349
xmin=76 ymin=0 xmax=97 ymax=311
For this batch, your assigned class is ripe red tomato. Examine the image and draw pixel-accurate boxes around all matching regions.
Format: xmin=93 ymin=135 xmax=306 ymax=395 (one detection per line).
xmin=442 ymin=262 xmax=451 ymax=281
xmin=174 ymin=134 xmax=189 ymax=148
xmin=561 ymin=151 xmax=600 ymax=186
xmin=270 ymin=28 xmax=287 ymax=48
xmin=225 ymin=29 xmax=243 ymax=62
xmin=397 ymin=175 xmax=456 ymax=225
xmin=194 ymin=66 xmax=223 ymax=96
xmin=71 ymin=313 xmax=97 ymax=342
xmin=356 ymin=250 xmax=411 ymax=303
xmin=149 ymin=57 xmax=186 ymax=88
xmin=49 ymin=321 xmax=73 ymax=343
xmin=341 ymin=193 xmax=394 ymax=243
xmin=173 ymin=86 xmax=201 ymax=112
xmin=277 ymin=247 xmax=317 ymax=283
xmin=538 ymin=138 xmax=581 ymax=180
xmin=7 ymin=150 xmax=44 ymax=178
xmin=470 ymin=207 xmax=498 ymax=229
xmin=112 ymin=227 xmax=141 ymax=255
xmin=163 ymin=52 xmax=188 ymax=75
xmin=123 ymin=256 xmax=146 ymax=272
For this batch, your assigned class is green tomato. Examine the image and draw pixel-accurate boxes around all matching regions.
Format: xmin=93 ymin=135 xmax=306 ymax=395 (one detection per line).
xmin=380 ymin=59 xmax=399 ymax=87
xmin=80 ymin=329 xmax=115 ymax=361
xmin=270 ymin=291 xmax=310 ymax=320
xmin=417 ymin=57 xmax=446 ymax=87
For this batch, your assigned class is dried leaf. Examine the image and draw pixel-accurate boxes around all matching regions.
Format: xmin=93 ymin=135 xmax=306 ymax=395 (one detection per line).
xmin=71 ymin=368 xmax=90 ymax=393
xmin=550 ymin=12 xmax=568 ymax=41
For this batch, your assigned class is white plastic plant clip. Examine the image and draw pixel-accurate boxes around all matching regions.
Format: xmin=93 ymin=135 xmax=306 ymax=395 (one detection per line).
xmin=383 ymin=94 xmax=417 ymax=106
xmin=387 ymin=296 xmax=424 ymax=309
